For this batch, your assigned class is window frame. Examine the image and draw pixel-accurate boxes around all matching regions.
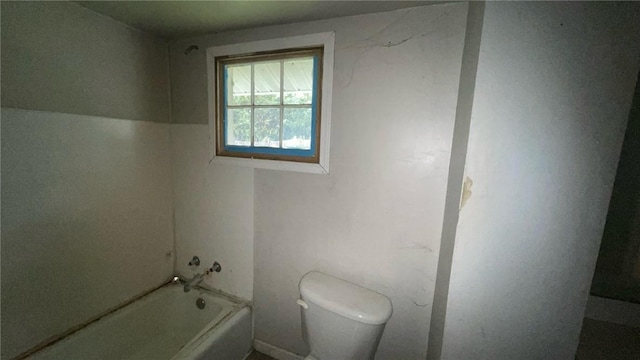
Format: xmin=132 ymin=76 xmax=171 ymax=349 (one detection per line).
xmin=207 ymin=32 xmax=335 ymax=174
xmin=216 ymin=47 xmax=323 ymax=163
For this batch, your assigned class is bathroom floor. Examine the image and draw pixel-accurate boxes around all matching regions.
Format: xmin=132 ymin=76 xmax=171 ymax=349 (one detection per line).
xmin=246 ymin=351 xmax=277 ymax=360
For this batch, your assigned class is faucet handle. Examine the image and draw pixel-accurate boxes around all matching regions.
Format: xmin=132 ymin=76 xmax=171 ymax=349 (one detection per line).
xmin=210 ymin=261 xmax=222 ymax=273
xmin=188 ymin=256 xmax=200 ymax=267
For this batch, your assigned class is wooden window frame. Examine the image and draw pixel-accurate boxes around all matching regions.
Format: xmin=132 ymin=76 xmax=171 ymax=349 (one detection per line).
xmin=215 ymin=47 xmax=323 ymax=164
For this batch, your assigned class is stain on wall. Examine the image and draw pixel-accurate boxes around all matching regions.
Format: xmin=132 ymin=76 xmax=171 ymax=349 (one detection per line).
xmin=460 ymin=176 xmax=473 ymax=210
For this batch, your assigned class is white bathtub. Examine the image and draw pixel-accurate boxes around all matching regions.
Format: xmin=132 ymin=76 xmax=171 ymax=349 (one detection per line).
xmin=27 ymin=284 xmax=252 ymax=360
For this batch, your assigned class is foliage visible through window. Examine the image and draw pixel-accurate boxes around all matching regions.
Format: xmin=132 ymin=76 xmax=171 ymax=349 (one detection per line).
xmin=215 ymin=47 xmax=323 ymax=163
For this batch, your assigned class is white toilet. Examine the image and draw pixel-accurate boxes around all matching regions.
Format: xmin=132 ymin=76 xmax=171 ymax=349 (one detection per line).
xmin=297 ymin=271 xmax=393 ymax=360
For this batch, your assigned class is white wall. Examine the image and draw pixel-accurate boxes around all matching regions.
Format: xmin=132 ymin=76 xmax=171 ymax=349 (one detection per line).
xmin=171 ymin=125 xmax=254 ymax=299
xmin=1 ymin=2 xmax=173 ymax=358
xmin=439 ymin=2 xmax=640 ymax=360
xmin=169 ymin=3 xmax=469 ymax=358
xmin=1 ymin=109 xmax=174 ymax=359
xmin=427 ymin=3 xmax=485 ymax=359
xmin=0 ymin=1 xmax=170 ymax=123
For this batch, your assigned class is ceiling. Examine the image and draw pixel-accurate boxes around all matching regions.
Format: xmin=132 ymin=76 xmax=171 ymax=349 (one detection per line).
xmin=75 ymin=1 xmax=435 ymax=40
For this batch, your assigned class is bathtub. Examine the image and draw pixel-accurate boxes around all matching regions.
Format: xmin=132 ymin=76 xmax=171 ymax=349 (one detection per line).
xmin=26 ymin=283 xmax=252 ymax=360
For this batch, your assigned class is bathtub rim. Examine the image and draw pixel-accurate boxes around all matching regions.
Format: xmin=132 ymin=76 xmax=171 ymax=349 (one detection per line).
xmin=171 ymin=301 xmax=250 ymax=360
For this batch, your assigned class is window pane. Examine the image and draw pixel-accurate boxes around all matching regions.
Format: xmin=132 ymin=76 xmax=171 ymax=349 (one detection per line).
xmin=226 ymin=108 xmax=251 ymax=146
xmin=254 ymin=107 xmax=280 ymax=148
xmin=254 ymin=61 xmax=281 ymax=105
xmin=283 ymin=57 xmax=313 ymax=105
xmin=283 ymin=107 xmax=312 ymax=150
xmin=226 ymin=65 xmax=251 ymax=105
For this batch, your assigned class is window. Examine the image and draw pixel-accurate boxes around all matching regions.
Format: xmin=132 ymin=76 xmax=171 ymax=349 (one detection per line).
xmin=217 ymin=48 xmax=321 ymax=162
xmin=207 ymin=33 xmax=334 ymax=174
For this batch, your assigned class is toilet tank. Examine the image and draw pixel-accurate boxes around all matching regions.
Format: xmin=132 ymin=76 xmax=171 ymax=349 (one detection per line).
xmin=298 ymin=271 xmax=392 ymax=360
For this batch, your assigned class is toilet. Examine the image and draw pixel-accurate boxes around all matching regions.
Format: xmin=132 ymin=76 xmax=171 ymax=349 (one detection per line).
xmin=297 ymin=271 xmax=393 ymax=360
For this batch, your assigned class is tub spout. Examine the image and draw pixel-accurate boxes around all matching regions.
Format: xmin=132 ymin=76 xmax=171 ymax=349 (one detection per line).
xmin=181 ymin=262 xmax=222 ymax=292
xmin=183 ymin=273 xmax=205 ymax=292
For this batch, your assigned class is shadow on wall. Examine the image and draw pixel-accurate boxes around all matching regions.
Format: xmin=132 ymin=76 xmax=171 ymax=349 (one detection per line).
xmin=591 ymin=71 xmax=640 ymax=304
xmin=576 ymin=319 xmax=640 ymax=360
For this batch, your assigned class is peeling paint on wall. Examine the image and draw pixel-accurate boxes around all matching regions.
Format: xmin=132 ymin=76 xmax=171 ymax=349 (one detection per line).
xmin=460 ymin=176 xmax=473 ymax=209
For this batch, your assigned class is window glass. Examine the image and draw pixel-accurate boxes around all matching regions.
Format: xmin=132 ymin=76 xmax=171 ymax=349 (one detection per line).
xmin=254 ymin=107 xmax=280 ymax=148
xmin=226 ymin=64 xmax=251 ymax=106
xmin=226 ymin=108 xmax=251 ymax=146
xmin=254 ymin=61 xmax=281 ymax=105
xmin=284 ymin=57 xmax=314 ymax=105
xmin=283 ymin=108 xmax=312 ymax=150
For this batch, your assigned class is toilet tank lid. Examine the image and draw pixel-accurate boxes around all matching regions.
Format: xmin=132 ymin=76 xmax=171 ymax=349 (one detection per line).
xmin=299 ymin=271 xmax=392 ymax=325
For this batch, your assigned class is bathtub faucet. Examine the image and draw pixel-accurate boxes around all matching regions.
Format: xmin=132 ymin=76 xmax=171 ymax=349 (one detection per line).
xmin=182 ymin=261 xmax=222 ymax=292
xmin=183 ymin=273 xmax=205 ymax=292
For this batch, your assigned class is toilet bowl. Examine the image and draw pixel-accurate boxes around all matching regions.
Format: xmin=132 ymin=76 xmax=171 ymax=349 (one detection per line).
xmin=297 ymin=271 xmax=393 ymax=360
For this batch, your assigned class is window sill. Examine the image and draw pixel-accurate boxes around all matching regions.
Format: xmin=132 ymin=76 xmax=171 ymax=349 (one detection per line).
xmin=210 ymin=155 xmax=329 ymax=174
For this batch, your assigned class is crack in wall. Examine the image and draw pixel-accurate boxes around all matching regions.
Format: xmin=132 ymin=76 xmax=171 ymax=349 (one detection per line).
xmin=336 ymin=7 xmax=440 ymax=89
xmin=336 ymin=8 xmax=414 ymax=51
xmin=411 ymin=298 xmax=430 ymax=307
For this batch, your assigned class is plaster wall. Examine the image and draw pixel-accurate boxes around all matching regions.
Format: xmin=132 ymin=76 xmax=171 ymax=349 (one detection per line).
xmin=439 ymin=3 xmax=640 ymax=359
xmin=1 ymin=109 xmax=174 ymax=359
xmin=168 ymin=3 xmax=469 ymax=358
xmin=1 ymin=1 xmax=170 ymax=123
